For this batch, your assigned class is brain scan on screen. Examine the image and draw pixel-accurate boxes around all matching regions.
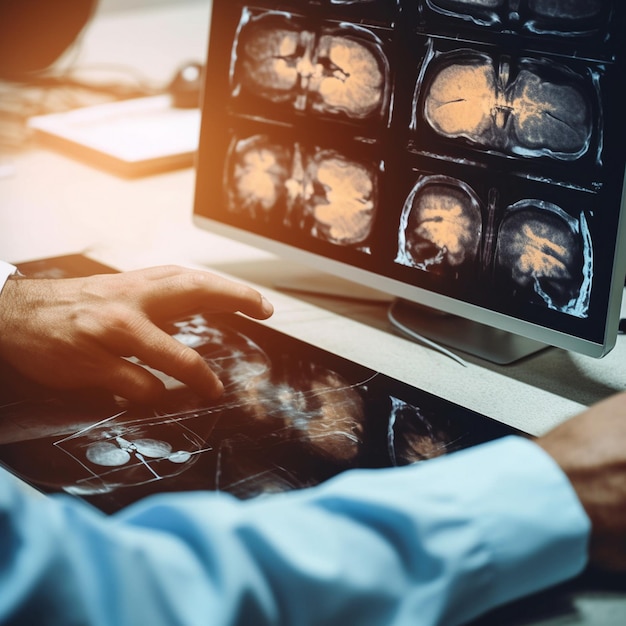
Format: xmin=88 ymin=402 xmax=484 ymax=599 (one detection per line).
xmin=423 ymin=0 xmax=607 ymax=34
xmin=396 ymin=175 xmax=483 ymax=276
xmin=493 ymin=201 xmax=592 ymax=316
xmin=193 ymin=0 xmax=624 ymax=354
xmin=231 ymin=10 xmax=390 ymax=122
xmin=226 ymin=134 xmax=378 ymax=247
xmin=421 ymin=52 xmax=594 ymax=160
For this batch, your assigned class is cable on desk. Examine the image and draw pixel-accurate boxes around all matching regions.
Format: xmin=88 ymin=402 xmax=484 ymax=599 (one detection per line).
xmin=387 ymin=300 xmax=468 ymax=367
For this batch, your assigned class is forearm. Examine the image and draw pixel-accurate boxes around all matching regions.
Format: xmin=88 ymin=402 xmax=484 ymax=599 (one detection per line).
xmin=536 ymin=391 xmax=626 ymax=571
xmin=1 ymin=436 xmax=590 ymax=626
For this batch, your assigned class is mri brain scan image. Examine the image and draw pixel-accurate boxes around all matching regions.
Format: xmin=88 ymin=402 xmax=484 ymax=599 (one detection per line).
xmin=421 ymin=52 xmax=593 ymax=159
xmin=387 ymin=397 xmax=453 ymax=466
xmin=425 ymin=0 xmax=606 ymax=31
xmin=528 ymin=0 xmax=603 ymax=20
xmin=230 ymin=361 xmax=367 ymax=464
xmin=428 ymin=0 xmax=504 ymax=12
xmin=233 ymin=10 xmax=390 ymax=121
xmin=304 ymin=150 xmax=377 ymax=245
xmin=195 ymin=0 xmax=621 ymax=334
xmin=226 ymin=136 xmax=292 ymax=221
xmin=396 ymin=175 xmax=483 ymax=275
xmin=227 ymin=135 xmax=378 ymax=246
xmin=493 ymin=201 xmax=592 ymax=316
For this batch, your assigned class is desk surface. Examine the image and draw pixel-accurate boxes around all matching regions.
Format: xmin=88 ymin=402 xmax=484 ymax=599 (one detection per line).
xmin=0 ymin=2 xmax=625 ymax=624
xmin=2 ymin=146 xmax=624 ymax=437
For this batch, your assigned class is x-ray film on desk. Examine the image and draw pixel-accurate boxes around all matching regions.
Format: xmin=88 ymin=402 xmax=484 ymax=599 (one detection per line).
xmin=0 ymin=255 xmax=517 ymax=514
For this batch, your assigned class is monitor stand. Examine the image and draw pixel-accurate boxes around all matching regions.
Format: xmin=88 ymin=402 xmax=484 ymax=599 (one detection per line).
xmin=388 ymin=298 xmax=549 ymax=365
xmin=273 ymin=270 xmax=548 ymax=365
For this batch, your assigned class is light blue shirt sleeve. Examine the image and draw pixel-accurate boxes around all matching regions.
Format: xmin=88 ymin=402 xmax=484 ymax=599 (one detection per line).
xmin=0 ymin=435 xmax=590 ymax=626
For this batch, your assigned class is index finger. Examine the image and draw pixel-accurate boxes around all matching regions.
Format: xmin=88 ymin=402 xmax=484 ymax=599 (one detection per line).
xmin=137 ymin=267 xmax=275 ymax=321
xmin=121 ymin=320 xmax=225 ymax=401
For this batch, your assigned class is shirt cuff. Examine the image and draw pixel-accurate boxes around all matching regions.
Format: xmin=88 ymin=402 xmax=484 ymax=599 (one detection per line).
xmin=458 ymin=436 xmax=591 ymax=611
xmin=0 ymin=261 xmax=18 ymax=297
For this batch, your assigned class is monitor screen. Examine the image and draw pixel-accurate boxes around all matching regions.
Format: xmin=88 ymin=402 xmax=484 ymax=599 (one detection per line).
xmin=193 ymin=0 xmax=626 ymax=361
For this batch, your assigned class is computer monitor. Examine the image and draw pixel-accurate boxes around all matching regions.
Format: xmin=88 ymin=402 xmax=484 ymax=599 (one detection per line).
xmin=193 ymin=0 xmax=626 ymax=364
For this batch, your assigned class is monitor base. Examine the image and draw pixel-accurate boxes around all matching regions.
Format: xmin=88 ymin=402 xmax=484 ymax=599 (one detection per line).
xmin=388 ymin=299 xmax=549 ymax=365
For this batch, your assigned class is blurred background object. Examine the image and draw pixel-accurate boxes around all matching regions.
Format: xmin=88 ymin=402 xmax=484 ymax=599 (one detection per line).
xmin=0 ymin=0 xmax=96 ymax=79
xmin=0 ymin=0 xmax=208 ymax=164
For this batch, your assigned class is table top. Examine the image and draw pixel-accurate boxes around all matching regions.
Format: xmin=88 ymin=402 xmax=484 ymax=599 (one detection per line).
xmin=2 ymin=144 xmax=624 ymax=436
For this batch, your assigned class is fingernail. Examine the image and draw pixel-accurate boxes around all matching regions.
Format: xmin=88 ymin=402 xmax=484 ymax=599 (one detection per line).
xmin=212 ymin=378 xmax=225 ymax=397
xmin=201 ymin=376 xmax=224 ymax=401
xmin=261 ymin=296 xmax=274 ymax=317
